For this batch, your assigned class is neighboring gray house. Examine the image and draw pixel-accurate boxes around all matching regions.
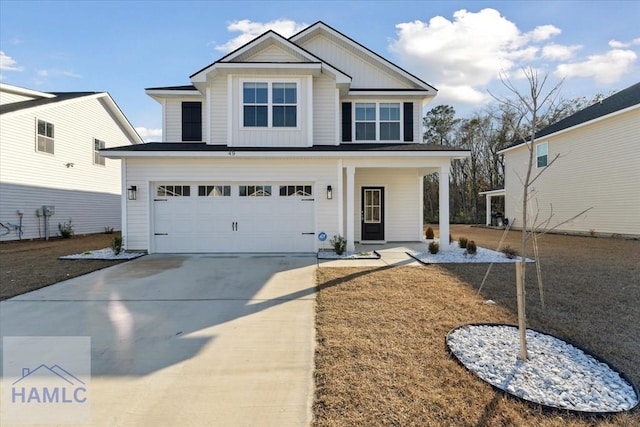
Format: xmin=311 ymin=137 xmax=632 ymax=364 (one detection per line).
xmin=498 ymin=82 xmax=640 ymax=237
xmin=0 ymin=84 xmax=143 ymax=241
xmin=103 ymin=22 xmax=470 ymax=253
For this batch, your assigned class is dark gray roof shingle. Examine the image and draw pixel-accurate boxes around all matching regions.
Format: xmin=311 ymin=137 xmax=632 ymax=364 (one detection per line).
xmin=0 ymin=92 xmax=100 ymax=115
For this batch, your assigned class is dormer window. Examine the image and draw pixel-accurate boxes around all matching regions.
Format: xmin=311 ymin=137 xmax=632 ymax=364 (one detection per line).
xmin=242 ymin=81 xmax=297 ymax=128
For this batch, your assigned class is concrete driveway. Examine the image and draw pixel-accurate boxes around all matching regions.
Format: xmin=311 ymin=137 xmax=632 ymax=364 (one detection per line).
xmin=0 ymin=254 xmax=317 ymax=426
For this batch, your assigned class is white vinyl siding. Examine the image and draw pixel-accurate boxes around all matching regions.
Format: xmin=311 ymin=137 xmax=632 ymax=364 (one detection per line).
xmin=1 ymin=92 xmax=37 ymax=105
xmin=0 ymin=96 xmax=137 ymax=240
xmin=299 ymin=35 xmax=411 ymax=88
xmin=245 ymin=44 xmax=303 ymax=62
xmin=504 ymin=108 xmax=640 ymax=236
xmin=352 ymin=168 xmax=422 ymax=241
xmin=164 ymin=96 xmax=205 ymax=142
xmin=312 ymin=74 xmax=337 ymax=145
xmin=209 ymin=78 xmax=227 ymax=144
xmin=124 ymin=158 xmax=340 ymax=251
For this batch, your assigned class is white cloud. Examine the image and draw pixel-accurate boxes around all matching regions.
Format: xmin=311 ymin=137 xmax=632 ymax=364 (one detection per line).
xmin=389 ymin=9 xmax=565 ymax=107
xmin=542 ymin=43 xmax=582 ymax=60
xmin=0 ymin=51 xmax=24 ymax=71
xmin=214 ymin=19 xmax=307 ymax=53
xmin=609 ymin=40 xmax=630 ymax=49
xmin=34 ymin=68 xmax=82 ymax=85
xmin=135 ymin=127 xmax=162 ymax=142
xmin=633 ymin=38 xmax=640 ymax=45
xmin=554 ymin=49 xmax=637 ymax=84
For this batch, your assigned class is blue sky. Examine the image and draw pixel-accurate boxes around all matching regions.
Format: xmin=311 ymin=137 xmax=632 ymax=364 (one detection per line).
xmin=1 ymin=0 xmax=638 ymax=141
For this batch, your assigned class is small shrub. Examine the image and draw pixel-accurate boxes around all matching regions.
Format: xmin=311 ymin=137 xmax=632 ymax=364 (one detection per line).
xmin=458 ymin=237 xmax=468 ymax=248
xmin=104 ymin=227 xmax=114 ymax=234
xmin=112 ymin=236 xmax=123 ymax=255
xmin=58 ymin=219 xmax=74 ymax=238
xmin=425 ymin=227 xmax=434 ymax=239
xmin=428 ymin=241 xmax=439 ymax=254
xmin=500 ymin=245 xmax=519 ymax=259
xmin=330 ymin=234 xmax=347 ymax=255
xmin=465 ymin=240 xmax=477 ymax=256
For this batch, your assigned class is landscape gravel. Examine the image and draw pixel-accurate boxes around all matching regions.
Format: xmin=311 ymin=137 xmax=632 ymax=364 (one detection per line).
xmin=410 ymin=242 xmax=534 ymax=264
xmin=447 ymin=324 xmax=639 ymax=413
xmin=59 ymin=248 xmax=145 ymax=260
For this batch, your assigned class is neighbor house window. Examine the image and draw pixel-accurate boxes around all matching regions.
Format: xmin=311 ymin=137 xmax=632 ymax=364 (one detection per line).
xmin=242 ymin=81 xmax=297 ymax=128
xmin=37 ymin=119 xmax=54 ymax=154
xmin=239 ymin=185 xmax=272 ymax=196
xmin=94 ymin=138 xmax=106 ymax=166
xmin=355 ymin=103 xmax=401 ymax=141
xmin=198 ymin=185 xmax=231 ymax=197
xmin=355 ymin=103 xmax=376 ymax=141
xmin=536 ymin=142 xmax=548 ymax=168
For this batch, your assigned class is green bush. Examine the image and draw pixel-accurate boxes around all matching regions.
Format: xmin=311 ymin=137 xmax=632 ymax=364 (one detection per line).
xmin=425 ymin=227 xmax=434 ymax=239
xmin=58 ymin=219 xmax=74 ymax=238
xmin=465 ymin=240 xmax=477 ymax=255
xmin=458 ymin=237 xmax=468 ymax=248
xmin=428 ymin=241 xmax=439 ymax=254
xmin=112 ymin=236 xmax=123 ymax=255
xmin=330 ymin=234 xmax=347 ymax=255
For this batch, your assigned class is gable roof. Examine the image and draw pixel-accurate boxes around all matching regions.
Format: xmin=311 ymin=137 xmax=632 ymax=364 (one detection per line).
xmin=189 ymin=29 xmax=351 ymax=90
xmin=502 ymin=81 xmax=640 ymax=152
xmin=0 ymin=87 xmax=143 ymax=144
xmin=290 ymin=21 xmax=437 ymax=93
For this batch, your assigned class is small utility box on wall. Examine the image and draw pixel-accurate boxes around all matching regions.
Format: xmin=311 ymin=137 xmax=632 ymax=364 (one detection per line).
xmin=43 ymin=206 xmax=55 ymax=216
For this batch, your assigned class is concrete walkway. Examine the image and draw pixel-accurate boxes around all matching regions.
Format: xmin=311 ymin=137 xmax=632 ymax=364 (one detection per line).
xmin=1 ymin=254 xmax=317 ymax=426
xmin=317 ymin=242 xmax=427 ymax=267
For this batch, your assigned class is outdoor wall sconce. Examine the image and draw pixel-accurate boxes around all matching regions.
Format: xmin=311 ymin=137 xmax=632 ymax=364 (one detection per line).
xmin=327 ymin=185 xmax=333 ymax=200
xmin=127 ymin=185 xmax=137 ymax=201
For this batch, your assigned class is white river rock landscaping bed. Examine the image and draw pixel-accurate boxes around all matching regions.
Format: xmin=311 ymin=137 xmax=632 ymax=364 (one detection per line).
xmin=317 ymin=251 xmax=380 ymax=259
xmin=447 ymin=324 xmax=639 ymax=413
xmin=410 ymin=242 xmax=534 ymax=264
xmin=60 ymin=248 xmax=145 ymax=260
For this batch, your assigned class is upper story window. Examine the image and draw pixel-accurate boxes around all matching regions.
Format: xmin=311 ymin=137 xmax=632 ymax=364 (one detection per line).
xmin=36 ymin=119 xmax=54 ymax=154
xmin=242 ymin=81 xmax=297 ymax=128
xmin=354 ymin=102 xmax=401 ymax=141
xmin=94 ymin=138 xmax=106 ymax=166
xmin=536 ymin=142 xmax=548 ymax=168
xmin=182 ymin=102 xmax=202 ymax=141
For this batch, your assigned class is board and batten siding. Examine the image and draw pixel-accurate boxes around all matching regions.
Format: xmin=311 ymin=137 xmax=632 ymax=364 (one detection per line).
xmin=244 ymin=43 xmax=304 ymax=62
xmin=351 ymin=168 xmax=422 ymax=241
xmin=124 ymin=158 xmax=341 ymax=251
xmin=0 ymin=96 xmax=135 ymax=240
xmin=504 ymin=108 xmax=640 ymax=236
xmin=209 ymin=77 xmax=228 ymax=144
xmin=300 ymin=35 xmax=410 ymax=89
xmin=164 ymin=96 xmax=205 ymax=142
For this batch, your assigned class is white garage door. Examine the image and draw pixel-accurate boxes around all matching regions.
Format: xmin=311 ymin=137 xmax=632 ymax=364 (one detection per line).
xmin=153 ymin=183 xmax=315 ymax=253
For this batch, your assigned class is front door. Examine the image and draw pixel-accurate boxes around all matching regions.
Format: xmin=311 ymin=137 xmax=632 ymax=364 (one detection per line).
xmin=361 ymin=187 xmax=384 ymax=241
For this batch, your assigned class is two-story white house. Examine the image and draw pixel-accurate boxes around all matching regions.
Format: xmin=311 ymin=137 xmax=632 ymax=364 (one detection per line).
xmin=103 ymin=22 xmax=470 ymax=253
xmin=0 ymin=84 xmax=143 ymax=241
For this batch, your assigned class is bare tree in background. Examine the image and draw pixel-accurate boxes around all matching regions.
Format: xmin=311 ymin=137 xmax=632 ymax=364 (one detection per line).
xmin=491 ymin=68 xmax=563 ymax=360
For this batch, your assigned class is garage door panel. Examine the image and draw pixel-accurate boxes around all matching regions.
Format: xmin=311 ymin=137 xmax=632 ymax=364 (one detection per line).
xmin=153 ymin=183 xmax=315 ymax=253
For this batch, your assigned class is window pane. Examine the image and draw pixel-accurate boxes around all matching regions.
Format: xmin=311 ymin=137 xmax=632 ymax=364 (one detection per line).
xmin=264 ymin=186 xmax=271 ymax=196
xmin=355 ymin=103 xmax=376 ymax=121
xmin=272 ymin=83 xmax=285 ymax=104
xmin=380 ymin=122 xmax=400 ymax=140
xmin=239 ymin=186 xmax=247 ymax=197
xmin=273 ymin=106 xmax=296 ymax=127
xmin=244 ymin=106 xmax=268 ymax=127
xmin=356 ymin=122 xmax=376 ymax=140
xmin=38 ymin=120 xmax=46 ymax=136
xmin=537 ymin=155 xmax=547 ymax=168
xmin=47 ymin=122 xmax=54 ymax=138
xmin=380 ymin=103 xmax=400 ymax=120
xmin=256 ymin=84 xmax=268 ymax=103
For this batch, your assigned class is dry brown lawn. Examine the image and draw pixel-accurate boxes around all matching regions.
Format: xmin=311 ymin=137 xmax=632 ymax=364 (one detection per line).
xmin=314 ymin=226 xmax=639 ymax=426
xmin=0 ymin=233 xmax=127 ymax=300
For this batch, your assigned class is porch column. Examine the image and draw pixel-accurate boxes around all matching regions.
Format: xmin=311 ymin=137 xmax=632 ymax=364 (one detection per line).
xmin=486 ymin=194 xmax=492 ymax=226
xmin=345 ymin=166 xmax=356 ymax=252
xmin=439 ymin=165 xmax=450 ymax=248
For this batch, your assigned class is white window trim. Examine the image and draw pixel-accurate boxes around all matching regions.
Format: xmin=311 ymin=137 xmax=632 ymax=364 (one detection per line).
xmin=536 ymin=141 xmax=548 ymax=168
xmin=35 ymin=118 xmax=55 ymax=155
xmin=93 ymin=138 xmax=106 ymax=166
xmin=239 ymin=78 xmax=301 ymax=130
xmin=352 ymin=100 xmax=403 ymax=143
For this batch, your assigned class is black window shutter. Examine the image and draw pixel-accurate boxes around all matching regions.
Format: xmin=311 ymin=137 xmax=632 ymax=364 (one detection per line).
xmin=341 ymin=102 xmax=352 ymax=142
xmin=182 ymin=102 xmax=202 ymax=141
xmin=403 ymin=102 xmax=414 ymax=142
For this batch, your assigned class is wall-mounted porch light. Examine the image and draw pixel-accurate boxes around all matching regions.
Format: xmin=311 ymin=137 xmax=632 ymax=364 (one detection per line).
xmin=127 ymin=185 xmax=137 ymax=201
xmin=327 ymin=185 xmax=333 ymax=200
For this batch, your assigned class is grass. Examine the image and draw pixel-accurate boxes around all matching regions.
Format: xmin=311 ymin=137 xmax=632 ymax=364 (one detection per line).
xmin=313 ymin=225 xmax=639 ymax=426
